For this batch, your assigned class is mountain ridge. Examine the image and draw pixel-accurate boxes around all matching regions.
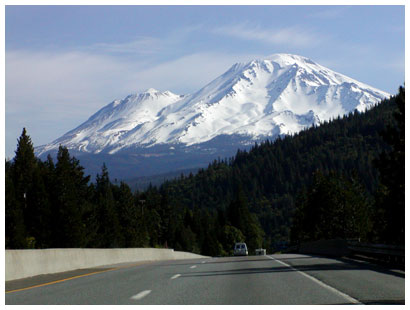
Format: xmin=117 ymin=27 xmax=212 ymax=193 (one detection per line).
xmin=35 ymin=53 xmax=390 ymax=179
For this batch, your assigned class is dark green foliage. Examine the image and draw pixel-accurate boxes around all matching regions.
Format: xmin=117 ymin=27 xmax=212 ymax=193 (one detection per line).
xmin=5 ymin=160 xmax=27 ymax=249
xmin=290 ymin=171 xmax=372 ymax=243
xmin=12 ymin=128 xmax=37 ymax=195
xmin=6 ymin=130 xmax=222 ymax=252
xmin=373 ymin=86 xmax=405 ymax=245
xmin=114 ymin=182 xmax=140 ymax=247
xmin=10 ymin=128 xmax=37 ymax=248
xmin=26 ymin=159 xmax=53 ymax=248
xmin=226 ymin=188 xmax=264 ymax=253
xmin=50 ymin=146 xmax=91 ymax=247
xmin=94 ymin=164 xmax=121 ymax=247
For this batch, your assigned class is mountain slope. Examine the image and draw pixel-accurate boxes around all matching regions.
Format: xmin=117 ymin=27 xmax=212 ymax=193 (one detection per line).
xmin=158 ymin=91 xmax=401 ymax=245
xmin=37 ymin=88 xmax=183 ymax=155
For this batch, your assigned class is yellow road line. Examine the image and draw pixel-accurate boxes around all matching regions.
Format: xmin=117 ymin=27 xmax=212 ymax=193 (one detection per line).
xmin=6 ymin=261 xmax=151 ymax=294
xmin=5 ymin=268 xmax=116 ymax=294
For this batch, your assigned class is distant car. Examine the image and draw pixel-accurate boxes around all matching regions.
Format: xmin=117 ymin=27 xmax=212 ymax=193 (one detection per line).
xmin=234 ymin=242 xmax=248 ymax=256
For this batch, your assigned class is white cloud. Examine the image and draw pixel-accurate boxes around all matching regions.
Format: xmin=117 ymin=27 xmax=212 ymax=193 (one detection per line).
xmin=87 ymin=36 xmax=165 ymax=55
xmin=6 ymin=50 xmax=138 ymax=115
xmin=212 ymin=23 xmax=327 ymax=48
xmin=306 ymin=6 xmax=350 ymax=19
xmin=81 ymin=25 xmax=206 ymax=57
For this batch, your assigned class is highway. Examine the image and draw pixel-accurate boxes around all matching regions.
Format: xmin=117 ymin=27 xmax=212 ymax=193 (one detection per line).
xmin=6 ymin=253 xmax=405 ymax=305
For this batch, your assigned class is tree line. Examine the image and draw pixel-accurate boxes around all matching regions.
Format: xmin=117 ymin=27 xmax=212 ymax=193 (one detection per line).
xmin=5 ymin=132 xmax=262 ymax=255
xmin=5 ymin=86 xmax=404 ymax=254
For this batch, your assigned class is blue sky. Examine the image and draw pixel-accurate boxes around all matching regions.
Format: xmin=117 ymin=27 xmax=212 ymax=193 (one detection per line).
xmin=5 ymin=5 xmax=405 ymax=158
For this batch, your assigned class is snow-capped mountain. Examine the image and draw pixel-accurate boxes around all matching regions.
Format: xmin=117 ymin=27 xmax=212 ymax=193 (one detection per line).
xmin=35 ymin=54 xmax=390 ymax=178
xmin=38 ymin=88 xmax=184 ymax=155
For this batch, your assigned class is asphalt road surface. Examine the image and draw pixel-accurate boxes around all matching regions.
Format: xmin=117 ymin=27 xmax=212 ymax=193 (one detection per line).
xmin=5 ymin=253 xmax=405 ymax=305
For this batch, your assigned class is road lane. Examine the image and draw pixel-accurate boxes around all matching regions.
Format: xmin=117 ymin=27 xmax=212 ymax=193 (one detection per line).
xmin=267 ymin=255 xmax=360 ymax=304
xmin=5 ymin=254 xmax=405 ymax=305
xmin=141 ymin=255 xmax=356 ymax=305
xmin=6 ymin=258 xmax=209 ymax=304
xmin=271 ymin=254 xmax=405 ymax=305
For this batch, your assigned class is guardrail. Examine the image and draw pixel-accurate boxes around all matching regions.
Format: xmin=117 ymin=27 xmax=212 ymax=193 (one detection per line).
xmin=347 ymin=241 xmax=405 ymax=266
xmin=255 ymin=248 xmax=266 ymax=255
xmin=280 ymin=239 xmax=404 ymax=267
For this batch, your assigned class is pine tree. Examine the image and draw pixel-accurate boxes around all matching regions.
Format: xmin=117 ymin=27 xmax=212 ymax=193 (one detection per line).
xmin=5 ymin=160 xmax=27 ymax=248
xmin=27 ymin=160 xmax=53 ymax=248
xmin=114 ymin=182 xmax=138 ymax=247
xmin=94 ymin=163 xmax=121 ymax=247
xmin=11 ymin=128 xmax=38 ymax=247
xmin=374 ymin=86 xmax=405 ymax=244
xmin=220 ymin=225 xmax=245 ymax=255
xmin=51 ymin=146 xmax=90 ymax=247
xmin=290 ymin=171 xmax=371 ymax=243
xmin=226 ymin=187 xmax=263 ymax=253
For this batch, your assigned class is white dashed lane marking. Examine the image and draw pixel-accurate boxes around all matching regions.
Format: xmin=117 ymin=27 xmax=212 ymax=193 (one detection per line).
xmin=170 ymin=274 xmax=181 ymax=280
xmin=130 ymin=290 xmax=152 ymax=301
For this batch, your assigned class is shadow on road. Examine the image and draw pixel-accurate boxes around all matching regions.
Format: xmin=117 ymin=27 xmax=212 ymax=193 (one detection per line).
xmin=163 ymin=257 xmax=270 ymax=267
xmin=182 ymin=257 xmax=405 ymax=279
xmin=360 ymin=299 xmax=405 ymax=305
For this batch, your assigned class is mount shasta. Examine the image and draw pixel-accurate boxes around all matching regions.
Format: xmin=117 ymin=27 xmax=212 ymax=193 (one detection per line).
xmin=35 ymin=54 xmax=390 ymax=180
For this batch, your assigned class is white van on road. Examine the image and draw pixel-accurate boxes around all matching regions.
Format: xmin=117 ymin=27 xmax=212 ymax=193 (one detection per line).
xmin=234 ymin=242 xmax=248 ymax=256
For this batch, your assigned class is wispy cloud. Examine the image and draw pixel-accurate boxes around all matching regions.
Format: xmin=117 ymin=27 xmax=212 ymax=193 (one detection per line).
xmin=82 ymin=25 xmax=206 ymax=57
xmin=88 ymin=36 xmax=165 ymax=55
xmin=212 ymin=23 xmax=327 ymax=48
xmin=307 ymin=6 xmax=350 ymax=19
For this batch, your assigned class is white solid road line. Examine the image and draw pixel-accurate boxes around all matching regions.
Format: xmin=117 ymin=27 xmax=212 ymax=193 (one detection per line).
xmin=130 ymin=290 xmax=152 ymax=301
xmin=266 ymin=255 xmax=361 ymax=305
xmin=170 ymin=274 xmax=181 ymax=280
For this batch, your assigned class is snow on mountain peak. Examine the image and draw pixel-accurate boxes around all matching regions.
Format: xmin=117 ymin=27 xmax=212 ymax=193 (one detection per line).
xmin=36 ymin=54 xmax=390 ymax=156
xmin=145 ymin=87 xmax=159 ymax=93
xmin=266 ymin=53 xmax=315 ymax=64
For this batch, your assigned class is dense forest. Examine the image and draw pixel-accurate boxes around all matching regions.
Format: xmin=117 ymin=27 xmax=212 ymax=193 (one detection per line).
xmin=5 ymin=86 xmax=404 ymax=255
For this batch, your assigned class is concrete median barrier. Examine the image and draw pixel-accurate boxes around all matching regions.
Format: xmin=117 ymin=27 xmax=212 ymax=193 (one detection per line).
xmin=6 ymin=248 xmax=208 ymax=281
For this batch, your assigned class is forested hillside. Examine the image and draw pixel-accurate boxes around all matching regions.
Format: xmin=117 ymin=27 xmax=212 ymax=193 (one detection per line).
xmin=160 ymin=86 xmax=404 ymax=248
xmin=5 ymin=87 xmax=404 ymax=255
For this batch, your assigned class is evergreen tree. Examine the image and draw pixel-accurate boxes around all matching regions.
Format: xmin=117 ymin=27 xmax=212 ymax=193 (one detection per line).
xmin=200 ymin=211 xmax=223 ymax=256
xmin=226 ymin=188 xmax=264 ymax=253
xmin=5 ymin=160 xmax=27 ymax=248
xmin=114 ymin=182 xmax=138 ymax=247
xmin=220 ymin=225 xmax=245 ymax=255
xmin=11 ymin=128 xmax=37 ymax=246
xmin=51 ymin=146 xmax=91 ymax=247
xmin=27 ymin=160 xmax=53 ymax=248
xmin=94 ymin=163 xmax=121 ymax=247
xmin=374 ymin=86 xmax=405 ymax=244
xmin=291 ymin=171 xmax=372 ymax=243
xmin=157 ymin=191 xmax=173 ymax=247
